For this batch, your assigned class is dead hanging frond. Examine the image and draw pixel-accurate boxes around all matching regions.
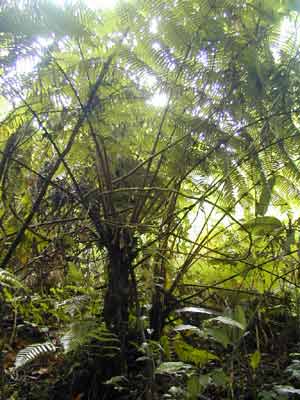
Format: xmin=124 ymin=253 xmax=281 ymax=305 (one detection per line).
xmin=0 ymin=131 xmax=19 ymax=186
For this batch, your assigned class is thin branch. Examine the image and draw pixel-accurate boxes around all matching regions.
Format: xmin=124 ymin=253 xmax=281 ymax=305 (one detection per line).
xmin=0 ymin=52 xmax=115 ymax=269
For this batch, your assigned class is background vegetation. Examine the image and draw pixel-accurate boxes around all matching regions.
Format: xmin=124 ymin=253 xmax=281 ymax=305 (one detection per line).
xmin=2 ymin=0 xmax=300 ymax=399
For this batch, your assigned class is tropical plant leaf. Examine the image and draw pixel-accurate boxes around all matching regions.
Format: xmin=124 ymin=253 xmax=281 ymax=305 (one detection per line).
xmin=173 ymin=324 xmax=203 ymax=334
xmin=176 ymin=306 xmax=218 ymax=315
xmin=205 ymin=316 xmax=245 ymax=330
xmin=205 ymin=327 xmax=232 ymax=349
xmin=274 ymin=385 xmax=300 ymax=395
xmin=174 ymin=339 xmax=219 ymax=367
xmin=250 ymin=350 xmax=261 ymax=370
xmin=243 ymin=216 xmax=282 ymax=236
xmin=155 ymin=361 xmax=193 ymax=375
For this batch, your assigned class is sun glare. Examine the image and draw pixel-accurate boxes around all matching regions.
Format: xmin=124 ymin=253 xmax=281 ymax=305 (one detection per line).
xmin=271 ymin=16 xmax=300 ymax=62
xmin=147 ymin=92 xmax=169 ymax=108
xmin=53 ymin=0 xmax=117 ymax=9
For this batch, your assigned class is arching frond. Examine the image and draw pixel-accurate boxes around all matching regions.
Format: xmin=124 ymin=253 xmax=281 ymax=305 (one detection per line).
xmin=14 ymin=342 xmax=56 ymax=369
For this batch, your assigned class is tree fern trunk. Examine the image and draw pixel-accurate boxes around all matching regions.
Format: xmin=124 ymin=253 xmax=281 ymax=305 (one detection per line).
xmin=103 ymin=230 xmax=136 ymax=371
xmin=150 ymin=286 xmax=168 ymax=340
xmin=104 ymin=247 xmax=130 ymax=333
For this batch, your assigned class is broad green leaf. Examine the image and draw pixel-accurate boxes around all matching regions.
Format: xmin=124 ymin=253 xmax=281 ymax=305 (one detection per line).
xmin=173 ymin=324 xmax=202 ymax=334
xmin=275 ymin=385 xmax=300 ymax=395
xmin=258 ymin=390 xmax=279 ymax=400
xmin=176 ymin=306 xmax=218 ymax=315
xmin=206 ymin=327 xmax=232 ymax=348
xmin=187 ymin=375 xmax=204 ymax=400
xmin=211 ymin=369 xmax=229 ymax=386
xmin=230 ymin=305 xmax=247 ymax=329
xmin=104 ymin=376 xmax=128 ymax=385
xmin=243 ymin=216 xmax=282 ymax=236
xmin=250 ymin=350 xmax=261 ymax=370
xmin=205 ymin=316 xmax=245 ymax=330
xmin=155 ymin=362 xmax=192 ymax=375
xmin=285 ymin=360 xmax=300 ymax=379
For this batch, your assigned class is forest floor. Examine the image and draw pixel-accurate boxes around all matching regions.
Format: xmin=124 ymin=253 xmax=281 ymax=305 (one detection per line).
xmin=2 ymin=302 xmax=300 ymax=399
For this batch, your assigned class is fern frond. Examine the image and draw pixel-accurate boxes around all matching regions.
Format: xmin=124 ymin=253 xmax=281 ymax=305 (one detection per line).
xmin=274 ymin=175 xmax=300 ymax=208
xmin=60 ymin=320 xmax=120 ymax=355
xmin=0 ymin=268 xmax=23 ymax=289
xmin=14 ymin=342 xmax=56 ymax=369
xmin=56 ymin=294 xmax=90 ymax=316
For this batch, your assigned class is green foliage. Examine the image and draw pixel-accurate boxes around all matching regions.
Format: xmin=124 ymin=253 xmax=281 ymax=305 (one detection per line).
xmin=173 ymin=337 xmax=219 ymax=367
xmin=243 ymin=216 xmax=283 ymax=236
xmin=60 ymin=320 xmax=120 ymax=355
xmin=155 ymin=361 xmax=193 ymax=375
xmin=274 ymin=386 xmax=300 ymax=396
xmin=203 ymin=306 xmax=247 ymax=348
xmin=1 ymin=0 xmax=300 ymax=398
xmin=250 ymin=350 xmax=261 ymax=370
xmin=186 ymin=369 xmax=229 ymax=400
xmin=0 ymin=268 xmax=23 ymax=289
